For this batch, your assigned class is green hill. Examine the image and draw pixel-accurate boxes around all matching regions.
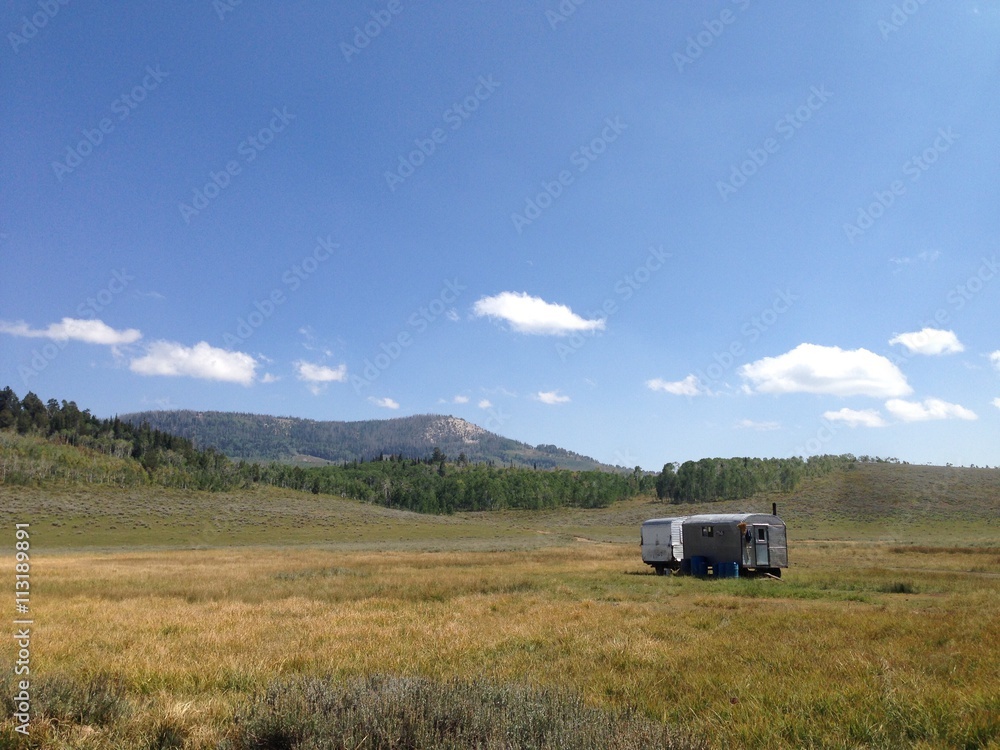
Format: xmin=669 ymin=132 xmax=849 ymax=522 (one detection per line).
xmin=119 ymin=409 xmax=616 ymax=470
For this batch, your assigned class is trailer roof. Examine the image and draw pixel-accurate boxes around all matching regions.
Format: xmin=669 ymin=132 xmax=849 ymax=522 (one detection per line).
xmin=682 ymin=513 xmax=782 ymax=524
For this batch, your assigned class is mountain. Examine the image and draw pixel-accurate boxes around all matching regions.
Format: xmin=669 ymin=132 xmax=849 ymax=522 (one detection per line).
xmin=118 ymin=410 xmax=620 ymax=471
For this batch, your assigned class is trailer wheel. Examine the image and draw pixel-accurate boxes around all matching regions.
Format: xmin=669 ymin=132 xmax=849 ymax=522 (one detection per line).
xmin=654 ymin=565 xmax=666 ymax=576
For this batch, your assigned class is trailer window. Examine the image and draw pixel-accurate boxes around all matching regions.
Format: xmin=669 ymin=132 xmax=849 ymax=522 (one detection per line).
xmin=701 ymin=526 xmax=714 ymax=537
xmin=757 ymin=528 xmax=767 ymax=541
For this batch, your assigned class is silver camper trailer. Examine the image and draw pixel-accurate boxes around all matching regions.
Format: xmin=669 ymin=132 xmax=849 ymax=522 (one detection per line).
xmin=641 ymin=510 xmax=787 ymax=578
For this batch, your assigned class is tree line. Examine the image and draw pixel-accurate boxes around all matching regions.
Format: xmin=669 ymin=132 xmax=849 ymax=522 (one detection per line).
xmin=0 ymin=387 xmax=653 ymax=509
xmin=2 ymin=387 xmax=883 ymax=512
xmin=253 ymin=452 xmax=654 ymax=513
xmin=0 ymin=387 xmax=235 ymax=489
xmin=654 ymin=454 xmax=872 ymax=503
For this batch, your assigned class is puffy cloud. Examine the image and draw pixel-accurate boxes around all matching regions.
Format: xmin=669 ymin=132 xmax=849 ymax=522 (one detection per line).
xmin=453 ymin=395 xmax=470 ymax=404
xmin=369 ymin=396 xmax=400 ymax=410
xmin=646 ymin=374 xmax=708 ymax=396
xmin=295 ymin=361 xmax=347 ymax=394
xmin=0 ymin=317 xmax=141 ymax=345
xmin=739 ymin=343 xmax=911 ymax=397
xmin=478 ymin=399 xmax=493 ymax=409
xmin=295 ymin=361 xmax=347 ymax=383
xmin=535 ymin=390 xmax=570 ymax=405
xmin=884 ymin=398 xmax=977 ymax=422
xmin=993 ymin=397 xmax=1000 ymax=410
xmin=130 ymin=341 xmax=257 ymax=385
xmin=889 ymin=328 xmax=964 ymax=355
xmin=472 ymin=292 xmax=604 ymax=336
xmin=823 ymin=408 xmax=887 ymax=428
xmin=990 ymin=351 xmax=1000 ymax=371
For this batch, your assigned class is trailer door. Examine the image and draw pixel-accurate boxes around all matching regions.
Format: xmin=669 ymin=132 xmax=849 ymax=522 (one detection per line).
xmin=753 ymin=525 xmax=770 ymax=567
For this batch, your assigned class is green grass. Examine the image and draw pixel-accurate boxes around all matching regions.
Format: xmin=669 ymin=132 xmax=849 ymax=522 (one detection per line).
xmin=4 ymin=461 xmax=999 ymax=553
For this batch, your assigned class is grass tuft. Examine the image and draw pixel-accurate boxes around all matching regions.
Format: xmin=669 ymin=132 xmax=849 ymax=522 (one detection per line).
xmin=226 ymin=674 xmax=703 ymax=750
xmin=32 ymin=672 xmax=129 ymax=727
xmin=878 ymin=581 xmax=916 ymax=594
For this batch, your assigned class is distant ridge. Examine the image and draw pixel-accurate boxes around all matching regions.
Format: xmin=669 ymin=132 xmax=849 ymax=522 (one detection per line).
xmin=119 ymin=410 xmax=620 ymax=471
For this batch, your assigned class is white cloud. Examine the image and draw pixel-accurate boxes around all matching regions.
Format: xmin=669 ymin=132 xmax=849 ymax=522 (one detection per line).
xmin=993 ymin=397 xmax=1000 ymax=410
xmin=646 ymin=374 xmax=708 ymax=396
xmin=889 ymin=328 xmax=964 ymax=355
xmin=453 ymin=395 xmax=469 ymax=404
xmin=260 ymin=373 xmax=279 ymax=384
xmin=369 ymin=396 xmax=400 ymax=410
xmin=295 ymin=361 xmax=347 ymax=394
xmin=130 ymin=341 xmax=257 ymax=385
xmin=478 ymin=399 xmax=493 ymax=409
xmin=735 ymin=419 xmax=781 ymax=431
xmin=739 ymin=343 xmax=911 ymax=397
xmin=885 ymin=398 xmax=977 ymax=422
xmin=0 ymin=317 xmax=141 ymax=345
xmin=823 ymin=408 xmax=887 ymax=428
xmin=990 ymin=351 xmax=1000 ymax=371
xmin=295 ymin=361 xmax=347 ymax=383
xmin=536 ymin=390 xmax=570 ymax=405
xmin=472 ymin=292 xmax=605 ymax=336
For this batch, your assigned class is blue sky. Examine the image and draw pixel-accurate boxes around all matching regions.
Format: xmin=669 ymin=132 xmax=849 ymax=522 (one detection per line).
xmin=2 ymin=1 xmax=999 ymax=469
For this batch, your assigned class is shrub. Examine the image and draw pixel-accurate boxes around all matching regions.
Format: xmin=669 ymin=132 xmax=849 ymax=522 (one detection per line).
xmin=226 ymin=674 xmax=704 ymax=750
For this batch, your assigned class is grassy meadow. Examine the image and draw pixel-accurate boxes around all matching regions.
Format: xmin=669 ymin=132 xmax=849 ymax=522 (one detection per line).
xmin=1 ymin=463 xmax=999 ymax=748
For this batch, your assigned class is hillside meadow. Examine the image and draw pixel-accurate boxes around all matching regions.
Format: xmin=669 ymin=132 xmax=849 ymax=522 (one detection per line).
xmin=1 ymin=462 xmax=998 ymax=748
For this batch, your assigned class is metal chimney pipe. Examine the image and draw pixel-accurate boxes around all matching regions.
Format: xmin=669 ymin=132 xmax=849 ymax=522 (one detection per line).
xmin=772 ymin=502 xmax=777 ymax=516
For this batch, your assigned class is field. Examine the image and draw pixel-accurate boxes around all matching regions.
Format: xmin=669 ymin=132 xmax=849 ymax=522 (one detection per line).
xmin=1 ymin=463 xmax=999 ymax=748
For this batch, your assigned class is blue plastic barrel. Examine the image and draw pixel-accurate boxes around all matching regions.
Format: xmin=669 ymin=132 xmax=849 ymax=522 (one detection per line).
xmin=690 ymin=556 xmax=708 ymax=577
xmin=717 ymin=561 xmax=739 ymax=578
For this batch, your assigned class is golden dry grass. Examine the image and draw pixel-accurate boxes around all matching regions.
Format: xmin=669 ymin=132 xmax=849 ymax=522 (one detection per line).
xmin=4 ymin=539 xmax=998 ymax=748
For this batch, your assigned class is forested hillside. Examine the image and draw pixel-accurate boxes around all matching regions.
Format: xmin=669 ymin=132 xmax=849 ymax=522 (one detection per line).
xmin=4 ymin=387 xmax=911 ymax=515
xmin=1 ymin=387 xmax=650 ymax=511
xmin=119 ymin=409 xmax=611 ymax=470
xmin=0 ymin=386 xmax=235 ymax=489
xmin=655 ymin=455 xmax=865 ymax=504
